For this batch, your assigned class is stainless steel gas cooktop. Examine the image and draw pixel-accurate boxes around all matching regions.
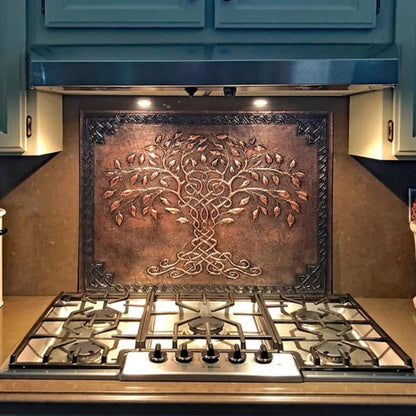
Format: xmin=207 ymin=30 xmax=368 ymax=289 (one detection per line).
xmin=2 ymin=289 xmax=414 ymax=382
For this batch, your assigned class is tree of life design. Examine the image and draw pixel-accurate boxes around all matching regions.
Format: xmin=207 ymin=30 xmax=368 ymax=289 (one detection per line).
xmin=102 ymin=132 xmax=309 ymax=280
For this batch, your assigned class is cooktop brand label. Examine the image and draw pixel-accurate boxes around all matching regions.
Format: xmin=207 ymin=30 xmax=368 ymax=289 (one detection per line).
xmin=80 ymin=111 xmax=332 ymax=292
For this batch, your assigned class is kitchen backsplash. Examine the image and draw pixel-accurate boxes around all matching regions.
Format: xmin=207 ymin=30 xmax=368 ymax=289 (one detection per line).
xmin=0 ymin=96 xmax=415 ymax=297
xmin=79 ymin=110 xmax=330 ymax=292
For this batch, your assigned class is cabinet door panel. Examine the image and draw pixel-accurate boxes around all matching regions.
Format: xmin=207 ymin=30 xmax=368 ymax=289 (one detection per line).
xmin=0 ymin=0 xmax=26 ymax=153
xmin=44 ymin=0 xmax=205 ymax=28
xmin=215 ymin=0 xmax=377 ymax=29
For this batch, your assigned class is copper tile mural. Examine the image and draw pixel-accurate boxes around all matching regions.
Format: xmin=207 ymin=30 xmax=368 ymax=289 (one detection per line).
xmin=80 ymin=112 xmax=332 ymax=293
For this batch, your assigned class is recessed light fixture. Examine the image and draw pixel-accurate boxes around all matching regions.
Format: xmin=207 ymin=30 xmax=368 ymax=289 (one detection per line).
xmin=253 ymin=99 xmax=268 ymax=107
xmin=137 ymin=99 xmax=152 ymax=108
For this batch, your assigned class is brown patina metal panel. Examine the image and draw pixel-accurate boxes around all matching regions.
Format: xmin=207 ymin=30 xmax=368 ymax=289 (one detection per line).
xmin=80 ymin=111 xmax=332 ymax=293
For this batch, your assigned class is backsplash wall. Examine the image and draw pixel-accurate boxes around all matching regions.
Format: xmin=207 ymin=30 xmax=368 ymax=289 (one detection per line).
xmin=1 ymin=96 xmax=415 ymax=297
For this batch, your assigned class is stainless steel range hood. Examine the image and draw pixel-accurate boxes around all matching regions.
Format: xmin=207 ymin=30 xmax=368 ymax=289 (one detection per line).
xmin=29 ymin=44 xmax=398 ymax=95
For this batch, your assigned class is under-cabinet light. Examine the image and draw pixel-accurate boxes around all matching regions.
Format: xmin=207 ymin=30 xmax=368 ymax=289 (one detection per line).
xmin=137 ymin=99 xmax=152 ymax=108
xmin=253 ymin=99 xmax=268 ymax=107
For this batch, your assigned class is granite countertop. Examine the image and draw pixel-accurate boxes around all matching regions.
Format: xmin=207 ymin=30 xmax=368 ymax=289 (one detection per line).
xmin=0 ymin=296 xmax=415 ymax=415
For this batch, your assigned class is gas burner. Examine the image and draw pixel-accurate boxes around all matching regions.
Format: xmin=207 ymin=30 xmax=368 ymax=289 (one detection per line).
xmin=84 ymin=307 xmax=119 ymax=328
xmin=292 ymin=306 xmax=352 ymax=337
xmin=67 ymin=341 xmax=103 ymax=363
xmin=188 ymin=317 xmax=225 ymax=335
xmin=313 ymin=341 xmax=349 ymax=364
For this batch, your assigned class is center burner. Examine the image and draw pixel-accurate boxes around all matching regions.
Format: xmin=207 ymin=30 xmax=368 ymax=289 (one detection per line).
xmin=188 ymin=317 xmax=224 ymax=335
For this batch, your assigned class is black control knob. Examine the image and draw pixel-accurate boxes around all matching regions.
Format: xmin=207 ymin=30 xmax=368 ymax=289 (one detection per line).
xmin=228 ymin=344 xmax=246 ymax=364
xmin=149 ymin=343 xmax=167 ymax=363
xmin=255 ymin=344 xmax=273 ymax=364
xmin=175 ymin=343 xmax=193 ymax=363
xmin=201 ymin=342 xmax=220 ymax=363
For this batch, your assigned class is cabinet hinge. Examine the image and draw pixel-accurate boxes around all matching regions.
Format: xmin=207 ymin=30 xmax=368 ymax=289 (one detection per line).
xmin=376 ymin=0 xmax=380 ymax=14
xmin=41 ymin=0 xmax=45 ymax=15
xmin=387 ymin=120 xmax=394 ymax=142
xmin=26 ymin=116 xmax=33 ymax=138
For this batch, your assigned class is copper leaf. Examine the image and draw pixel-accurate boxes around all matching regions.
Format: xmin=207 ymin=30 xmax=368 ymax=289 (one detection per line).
xmin=120 ymin=189 xmax=134 ymax=196
xmin=142 ymin=194 xmax=152 ymax=204
xmin=291 ymin=177 xmax=301 ymax=188
xmin=160 ymin=178 xmax=168 ymax=187
xmin=249 ymin=138 xmax=256 ymax=145
xmin=150 ymin=171 xmax=160 ymax=181
xmin=115 ymin=212 xmax=124 ymax=226
xmin=289 ymin=159 xmax=296 ymax=169
xmin=293 ymin=172 xmax=306 ymax=178
xmin=142 ymin=175 xmax=148 ymax=186
xmin=295 ymin=190 xmax=309 ymax=201
xmin=240 ymin=196 xmax=250 ymax=206
xmin=150 ymin=208 xmax=157 ymax=219
xmin=272 ymin=175 xmax=280 ymax=186
xmin=110 ymin=176 xmax=119 ymax=187
xmin=273 ymin=205 xmax=281 ymax=217
xmin=188 ymin=134 xmax=199 ymax=141
xmin=160 ymin=197 xmax=170 ymax=206
xmin=260 ymin=206 xmax=267 ymax=216
xmin=138 ymin=154 xmax=145 ymax=164
xmin=219 ymin=217 xmax=235 ymax=225
xmin=276 ymin=190 xmax=290 ymax=199
xmin=289 ymin=200 xmax=300 ymax=213
xmin=228 ymin=208 xmax=245 ymax=215
xmin=216 ymin=134 xmax=228 ymax=140
xmin=165 ymin=207 xmax=180 ymax=214
xmin=130 ymin=174 xmax=139 ymax=186
xmin=176 ymin=217 xmax=189 ymax=224
xmin=110 ymin=200 xmax=121 ymax=212
xmin=252 ymin=208 xmax=259 ymax=220
xmin=126 ymin=153 xmax=136 ymax=164
xmin=275 ymin=153 xmax=283 ymax=164
xmin=262 ymin=176 xmax=269 ymax=186
xmin=259 ymin=195 xmax=268 ymax=205
xmin=148 ymin=159 xmax=158 ymax=167
xmin=103 ymin=190 xmax=115 ymax=199
xmin=265 ymin=154 xmax=273 ymax=164
xmin=287 ymin=213 xmax=295 ymax=228
xmin=250 ymin=172 xmax=260 ymax=181
xmin=129 ymin=204 xmax=137 ymax=217
xmin=114 ymin=159 xmax=122 ymax=169
xmin=142 ymin=206 xmax=150 ymax=216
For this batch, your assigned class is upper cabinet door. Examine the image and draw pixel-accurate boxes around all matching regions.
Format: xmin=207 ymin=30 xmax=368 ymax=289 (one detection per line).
xmin=0 ymin=0 xmax=26 ymax=154
xmin=44 ymin=0 xmax=205 ymax=28
xmin=215 ymin=0 xmax=377 ymax=29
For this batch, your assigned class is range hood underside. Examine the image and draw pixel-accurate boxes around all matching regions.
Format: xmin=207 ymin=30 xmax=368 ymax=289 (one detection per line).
xmin=29 ymin=44 xmax=398 ymax=95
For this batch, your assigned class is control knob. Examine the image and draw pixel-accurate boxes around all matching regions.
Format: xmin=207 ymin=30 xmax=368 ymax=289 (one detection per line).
xmin=149 ymin=343 xmax=167 ymax=363
xmin=255 ymin=344 xmax=273 ymax=364
xmin=175 ymin=343 xmax=193 ymax=363
xmin=228 ymin=344 xmax=246 ymax=364
xmin=201 ymin=342 xmax=220 ymax=363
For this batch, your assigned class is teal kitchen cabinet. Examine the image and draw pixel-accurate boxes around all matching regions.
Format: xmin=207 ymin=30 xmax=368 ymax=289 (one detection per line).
xmin=349 ymin=0 xmax=416 ymax=159
xmin=44 ymin=0 xmax=205 ymax=28
xmin=0 ymin=0 xmax=26 ymax=153
xmin=0 ymin=0 xmax=62 ymax=155
xmin=31 ymin=0 xmax=393 ymax=46
xmin=214 ymin=0 xmax=378 ymax=29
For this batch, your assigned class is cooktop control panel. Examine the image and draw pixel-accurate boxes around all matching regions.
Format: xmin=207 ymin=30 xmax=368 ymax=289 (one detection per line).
xmin=120 ymin=349 xmax=302 ymax=382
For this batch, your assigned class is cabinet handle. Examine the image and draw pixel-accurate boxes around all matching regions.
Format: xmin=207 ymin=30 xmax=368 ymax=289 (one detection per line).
xmin=0 ymin=228 xmax=7 ymax=236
